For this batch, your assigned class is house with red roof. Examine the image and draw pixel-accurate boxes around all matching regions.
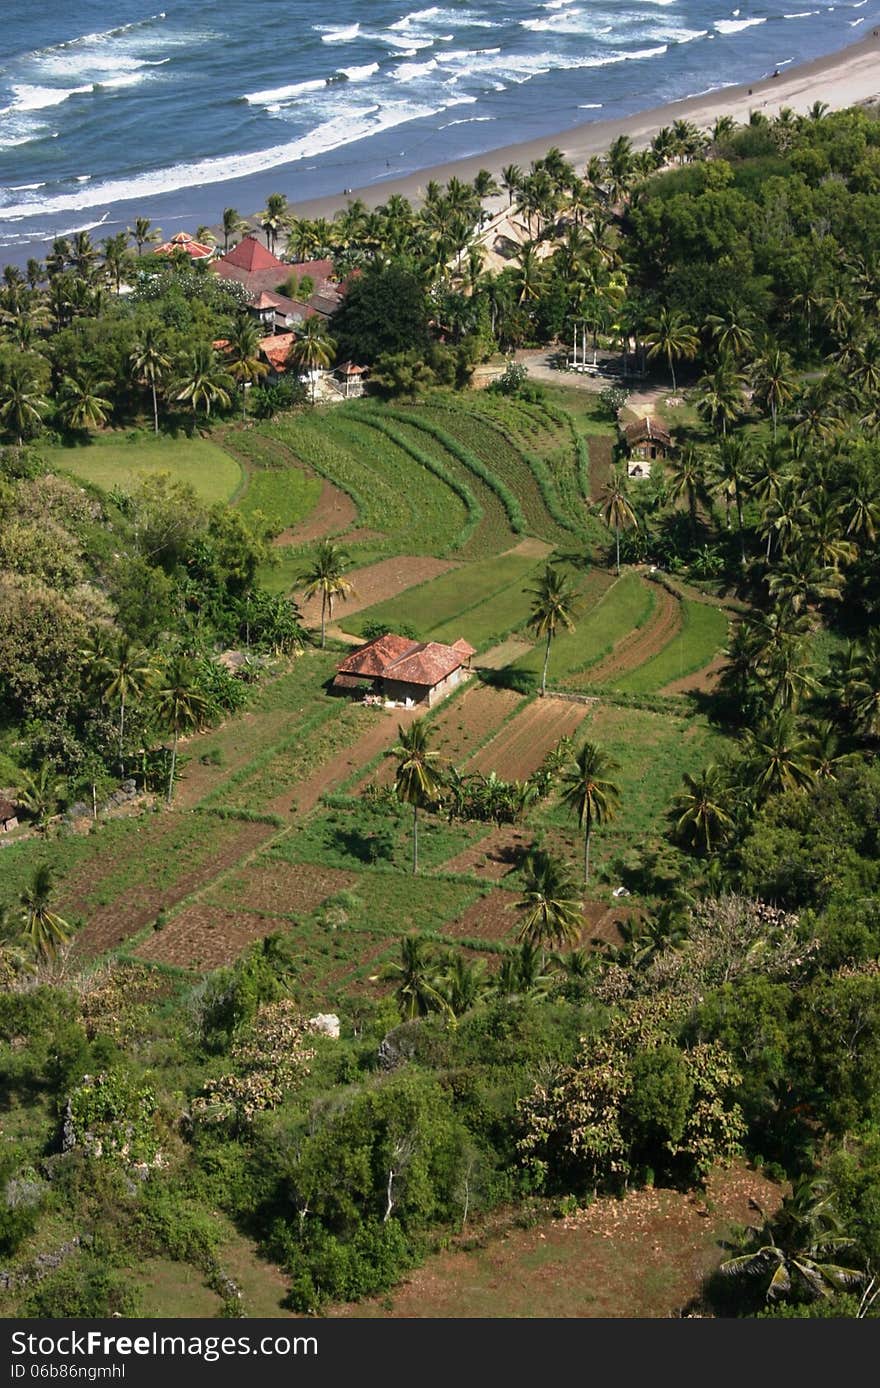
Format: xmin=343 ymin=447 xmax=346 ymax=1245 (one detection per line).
xmin=153 ymin=230 xmax=215 ymax=260
xmin=333 ymin=633 xmax=476 ymax=707
xmin=213 ymin=235 xmax=290 ymax=297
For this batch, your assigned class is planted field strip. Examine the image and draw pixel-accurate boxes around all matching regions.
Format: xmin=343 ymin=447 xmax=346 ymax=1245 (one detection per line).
xmin=442 ymin=890 xmax=629 ymax=947
xmin=344 ymin=548 xmax=544 ymax=649
xmin=573 ymin=580 xmax=683 ymax=690
xmin=298 ymin=556 xmax=456 ymax=628
xmin=353 ymin=406 xmax=522 ymax=556
xmin=49 ymin=436 xmax=243 ymax=506
xmin=588 ymin=434 xmax=615 ymax=499
xmin=467 ymin=697 xmax=593 ymax=779
xmin=458 ymin=401 xmax=580 ymax=539
xmin=511 ymin=568 xmax=636 ymax=685
xmin=429 ymin=684 xmax=525 ymax=767
xmin=223 ymin=432 xmax=324 ymax=537
xmin=440 ymin=827 xmax=532 ymax=881
xmin=409 ymin=403 xmax=560 ymax=538
xmin=69 ymin=819 xmax=274 ymax=960
xmin=262 ymin=413 xmax=469 ymax=555
xmin=618 ymin=598 xmax=729 ymax=694
xmin=476 ymin=638 xmax=533 ymax=669
xmin=204 ymin=860 xmax=358 ymax=917
xmin=135 ymin=904 xmax=287 ymax=971
xmin=268 ymin=705 xmax=420 ymax=813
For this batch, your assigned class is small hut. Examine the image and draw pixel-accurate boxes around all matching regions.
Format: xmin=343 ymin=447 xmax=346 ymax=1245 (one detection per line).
xmin=334 ymin=362 xmax=367 ymax=398
xmin=153 ymin=230 xmax=215 ymax=260
xmin=619 ymin=416 xmax=673 ymax=478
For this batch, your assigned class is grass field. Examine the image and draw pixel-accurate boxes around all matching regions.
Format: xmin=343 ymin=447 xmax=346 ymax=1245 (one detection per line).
xmin=48 ymin=435 xmax=243 ymax=504
xmin=344 ymin=548 xmax=546 ymax=648
xmin=615 ymin=598 xmax=729 ymax=693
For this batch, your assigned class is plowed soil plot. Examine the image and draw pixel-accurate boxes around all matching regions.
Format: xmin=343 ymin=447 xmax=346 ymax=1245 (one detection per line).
xmin=297 ymin=556 xmax=456 ymax=627
xmin=468 ymin=698 xmax=592 ymax=779
xmin=206 ymin=860 xmax=358 ymax=915
xmin=69 ymin=821 xmax=273 ymax=959
xmin=581 ymin=582 xmax=682 ymax=688
xmin=442 ymin=889 xmax=520 ymax=941
xmin=135 ymin=905 xmax=283 ymax=971
xmin=441 ymin=827 xmax=531 ymax=880
xmin=431 ymin=685 xmax=524 ymax=765
xmin=661 ymin=648 xmax=726 ymax=696
xmin=589 ymin=435 xmax=615 ymax=499
xmin=273 ymin=478 xmax=356 ymax=546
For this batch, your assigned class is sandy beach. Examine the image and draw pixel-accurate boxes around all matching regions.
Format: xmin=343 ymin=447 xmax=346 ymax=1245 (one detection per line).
xmin=291 ymin=31 xmax=880 ymax=222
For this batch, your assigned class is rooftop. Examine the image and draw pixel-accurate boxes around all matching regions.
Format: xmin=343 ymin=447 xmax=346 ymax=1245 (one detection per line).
xmin=336 ymin=633 xmax=476 ymax=689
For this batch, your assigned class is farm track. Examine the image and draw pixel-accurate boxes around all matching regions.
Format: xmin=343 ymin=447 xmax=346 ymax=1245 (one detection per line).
xmin=564 ymin=580 xmax=682 ymax=689
xmin=661 ymin=648 xmax=727 ymax=696
xmin=467 ymin=698 xmax=593 ymax=779
xmin=297 ymin=556 xmax=457 ymax=628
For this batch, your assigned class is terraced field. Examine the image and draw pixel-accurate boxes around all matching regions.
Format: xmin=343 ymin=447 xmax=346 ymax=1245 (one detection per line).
xmin=467 ymin=696 xmax=593 ymax=779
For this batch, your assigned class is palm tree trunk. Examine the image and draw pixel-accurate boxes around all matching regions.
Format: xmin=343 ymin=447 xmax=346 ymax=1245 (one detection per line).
xmin=119 ymin=693 xmax=125 ymax=772
xmin=151 ymin=382 xmax=159 ymax=436
xmin=166 ymin=728 xmax=178 ymax=807
xmin=541 ymin=632 xmax=551 ymax=697
xmin=615 ymin=524 xmax=621 ymax=576
xmin=412 ymin=803 xmax=419 ymax=875
xmin=670 ymin=357 xmax=677 ymax=393
xmin=320 ymin=591 xmax=327 ymax=649
xmin=584 ymin=815 xmax=592 ymax=885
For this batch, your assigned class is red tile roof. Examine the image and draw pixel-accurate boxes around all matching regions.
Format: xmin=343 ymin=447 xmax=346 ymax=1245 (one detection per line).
xmin=336 ymin=633 xmax=473 ymax=688
xmin=286 ymin=257 xmax=336 ymax=283
xmin=154 ymin=230 xmax=214 ymax=259
xmin=259 ymin=332 xmax=296 ymax=372
xmin=220 ymin=235 xmax=287 ymax=273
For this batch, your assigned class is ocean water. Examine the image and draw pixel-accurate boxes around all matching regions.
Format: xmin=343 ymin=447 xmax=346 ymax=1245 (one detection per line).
xmin=0 ymin=0 xmax=877 ymax=258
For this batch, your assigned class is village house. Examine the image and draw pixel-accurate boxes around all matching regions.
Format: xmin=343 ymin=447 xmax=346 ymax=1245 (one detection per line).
xmin=619 ymin=415 xmax=674 ymax=478
xmin=333 ymin=633 xmax=476 ymax=707
xmin=213 ymin=237 xmax=344 ymax=316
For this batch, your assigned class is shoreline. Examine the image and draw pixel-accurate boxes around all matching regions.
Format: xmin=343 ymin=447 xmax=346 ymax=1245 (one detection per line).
xmin=291 ymin=30 xmax=880 ymax=221
xmin=3 ymin=31 xmax=880 ymax=266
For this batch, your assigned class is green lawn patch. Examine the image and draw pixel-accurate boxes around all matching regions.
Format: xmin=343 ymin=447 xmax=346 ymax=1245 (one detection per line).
xmin=237 ymin=465 xmax=322 ymax=535
xmin=615 ymin=599 xmax=729 ymax=693
xmin=47 ymin=435 xmax=242 ymax=505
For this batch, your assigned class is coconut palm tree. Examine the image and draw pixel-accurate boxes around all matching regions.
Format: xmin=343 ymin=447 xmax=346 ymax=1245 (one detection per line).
xmin=172 ymin=343 xmax=233 ymax=419
xmin=713 ymin=434 xmax=752 ymax=561
xmin=382 ymin=936 xmax=451 ymax=1020
xmin=298 ymin=540 xmax=355 ymax=648
xmin=0 ymin=358 xmax=48 ymax=444
xmin=667 ymin=444 xmax=707 ymax=542
xmin=101 ymin=231 xmax=131 ymax=293
xmin=696 ymin=355 xmax=745 ymax=437
xmin=221 ymin=207 xmax=246 ymax=254
xmin=289 ymin=317 xmax=336 ymax=403
xmin=128 ymin=216 xmax=160 ymax=256
xmin=501 ymin=163 xmax=524 ymax=208
xmin=437 ymin=952 xmax=489 ymax=1017
xmin=743 ymin=712 xmax=817 ymax=799
xmin=526 ymin=564 xmax=578 ymax=697
xmin=152 ymin=655 xmax=209 ymax=806
xmin=391 ymin=719 xmax=445 ymax=875
xmin=58 ymin=373 xmax=112 ymax=433
xmin=225 ymin=317 xmax=269 ymax=415
xmin=672 ymin=765 xmax=735 ymax=854
xmin=600 ymin=466 xmax=637 ymax=576
xmin=84 ymin=634 xmax=157 ymax=769
xmin=19 ymin=865 xmax=70 ymax=962
xmin=516 ymin=849 xmax=583 ymax=959
xmin=644 ymin=306 xmax=699 ymax=391
xmin=559 ymin=741 xmax=620 ymax=884
xmin=259 ymin=192 xmax=290 ymax=255
xmin=130 ymin=326 xmax=172 ymax=435
xmin=16 ymin=762 xmax=65 ymax=832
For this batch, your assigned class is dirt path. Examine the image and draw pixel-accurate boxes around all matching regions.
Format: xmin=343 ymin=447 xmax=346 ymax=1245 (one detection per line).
xmin=661 ymin=648 xmax=727 ymax=696
xmin=564 ymin=579 xmax=682 ymax=689
xmin=296 ymin=556 xmax=457 ymax=628
xmin=271 ymin=478 xmax=357 ymax=547
xmin=328 ymin=1164 xmax=783 ymax=1319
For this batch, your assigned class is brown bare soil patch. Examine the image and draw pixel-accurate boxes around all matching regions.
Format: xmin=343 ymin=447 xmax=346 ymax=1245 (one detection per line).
xmin=69 ymin=821 xmax=273 ymax=960
xmin=272 ymin=478 xmax=356 ymax=547
xmin=572 ymin=580 xmax=682 ymax=688
xmin=206 ymin=860 xmax=357 ymax=915
xmin=135 ymin=904 xmax=279 ymax=970
xmin=270 ymin=705 xmax=419 ymax=810
xmin=588 ymin=434 xmax=615 ymax=500
xmin=467 ymin=697 xmax=592 ymax=779
xmin=661 ymin=648 xmax=726 ymax=696
xmin=442 ymin=889 xmax=520 ymax=941
xmin=502 ymin=537 xmax=554 ymax=559
xmin=296 ymin=556 xmax=457 ymax=628
xmin=328 ymin=1164 xmax=784 ymax=1319
xmin=431 ymin=684 xmax=524 ymax=765
xmin=441 ymin=827 xmax=531 ymax=881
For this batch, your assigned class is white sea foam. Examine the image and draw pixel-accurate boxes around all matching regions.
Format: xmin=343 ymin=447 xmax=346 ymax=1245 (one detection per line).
xmin=0 ymin=83 xmax=92 ymax=114
xmin=0 ymin=101 xmax=441 ymax=221
xmin=244 ymin=79 xmax=326 ymax=104
xmin=375 ymin=33 xmax=436 ymax=50
xmin=338 ymin=63 xmax=380 ymax=81
xmin=392 ymin=58 xmax=439 ymax=81
xmin=783 ymin=10 xmax=819 ymax=16
xmin=440 ymin=115 xmax=496 ymax=127
xmin=715 ymin=17 xmax=767 ymax=32
xmin=850 ymin=15 xmax=867 ymax=22
xmin=317 ymin=23 xmax=360 ymax=43
xmin=650 ymin=25 xmax=709 ymax=43
xmin=9 ymin=181 xmax=45 ymax=190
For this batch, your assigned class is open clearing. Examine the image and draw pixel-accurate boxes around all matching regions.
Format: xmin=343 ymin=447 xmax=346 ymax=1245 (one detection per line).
xmin=328 ymin=1165 xmax=783 ymax=1318
xmin=48 ymin=436 xmax=242 ymax=505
